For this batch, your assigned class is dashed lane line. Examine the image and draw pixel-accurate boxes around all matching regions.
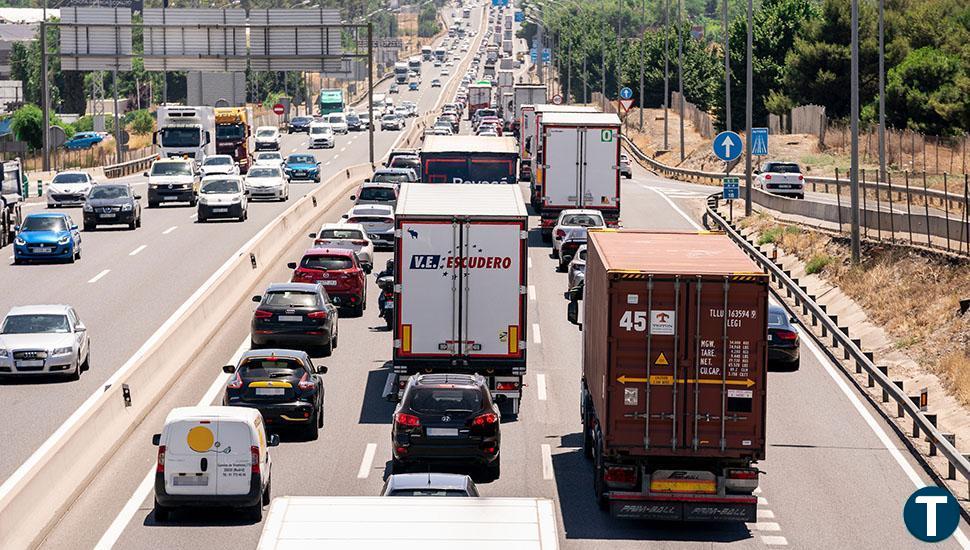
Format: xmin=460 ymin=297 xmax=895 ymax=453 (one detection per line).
xmin=761 ymin=536 xmax=789 ymax=546
xmin=357 ymin=443 xmax=378 ymax=479
xmin=536 ymin=374 xmax=547 ymax=401
xmin=528 ymin=285 xmax=536 ymax=300
xmin=162 ymin=225 xmax=177 ymax=235
xmin=87 ymin=269 xmax=110 ymax=284
xmin=540 ymin=444 xmax=554 ymax=480
xmin=128 ymin=245 xmax=147 ymax=256
xmin=531 ymin=323 xmax=541 ymax=345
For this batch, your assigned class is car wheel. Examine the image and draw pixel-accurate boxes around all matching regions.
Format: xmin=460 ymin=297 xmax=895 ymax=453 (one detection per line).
xmin=81 ymin=351 xmax=90 ymax=372
xmin=153 ymin=499 xmax=172 ymax=522
xmin=240 ymin=209 xmax=248 ymax=222
xmin=67 ymin=248 xmax=76 ymax=264
xmin=551 ymin=246 xmax=559 ymax=259
xmin=128 ymin=218 xmax=137 ymax=230
xmin=12 ymin=256 xmax=22 ymax=265
xmin=198 ymin=213 xmax=206 ymax=223
xmin=320 ymin=336 xmax=333 ymax=358
xmin=148 ymin=201 xmax=158 ymax=208
xmin=317 ymin=407 xmax=324 ymax=428
xmin=189 ymin=197 xmax=198 ymax=207
xmin=67 ymin=359 xmax=81 ymax=381
xmin=83 ymin=222 xmax=94 ymax=232
xmin=557 ymin=258 xmax=567 ymax=272
xmin=262 ymin=480 xmax=271 ymax=506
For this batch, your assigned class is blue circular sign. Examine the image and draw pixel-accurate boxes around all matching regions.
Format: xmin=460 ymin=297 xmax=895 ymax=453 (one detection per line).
xmin=619 ymin=87 xmax=633 ymax=100
xmin=903 ymin=486 xmax=960 ymax=542
xmin=712 ymin=131 xmax=743 ymax=162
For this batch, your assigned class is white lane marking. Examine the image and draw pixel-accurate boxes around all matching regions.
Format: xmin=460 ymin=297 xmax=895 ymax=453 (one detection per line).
xmin=333 ymin=154 xmax=339 ymax=160
xmin=87 ymin=269 xmax=110 ymax=284
xmin=757 ymin=496 xmax=769 ymax=506
xmin=536 ymin=374 xmax=547 ymax=401
xmin=128 ymin=245 xmax=147 ymax=256
xmin=757 ymin=509 xmax=775 ymax=519
xmin=648 ymin=187 xmax=703 ymax=230
xmin=800 ymin=327 xmax=970 ymax=548
xmin=531 ymin=323 xmax=541 ymax=344
xmin=93 ymin=338 xmax=245 ymax=549
xmin=291 ymin=147 xmax=298 ymax=153
xmin=528 ymin=285 xmax=536 ymax=300
xmin=189 ymin=213 xmax=197 ymax=220
xmin=753 ymin=486 xmax=762 ymax=495
xmin=540 ymin=444 xmax=553 ymax=480
xmin=357 ymin=443 xmax=378 ymax=479
xmin=755 ymin=522 xmax=781 ymax=532
xmin=7 ymin=255 xmax=12 ymax=260
xmin=162 ymin=225 xmax=177 ymax=235
xmin=340 ymin=147 xmax=347 ymax=153
xmin=528 ymin=257 xmax=533 ymax=270
xmin=761 ymin=536 xmax=789 ymax=546
xmin=324 ymin=161 xmax=331 ymax=166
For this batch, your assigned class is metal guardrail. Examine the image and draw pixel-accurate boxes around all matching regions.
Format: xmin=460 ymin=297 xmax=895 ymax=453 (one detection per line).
xmin=103 ymin=153 xmax=158 ymax=179
xmin=704 ymin=192 xmax=970 ymax=499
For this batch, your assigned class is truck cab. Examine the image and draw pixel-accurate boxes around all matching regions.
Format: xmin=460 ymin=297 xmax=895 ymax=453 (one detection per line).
xmin=214 ymin=107 xmax=253 ymax=174
xmin=154 ymin=106 xmax=215 ymax=163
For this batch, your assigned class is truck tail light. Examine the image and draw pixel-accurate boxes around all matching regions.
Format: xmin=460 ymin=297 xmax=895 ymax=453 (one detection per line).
xmin=156 ymin=445 xmax=166 ymax=473
xmin=725 ymin=468 xmax=759 ymax=493
xmin=395 ymin=412 xmax=421 ymax=427
xmin=251 ymin=446 xmax=261 ymax=474
xmin=495 ymin=381 xmax=518 ymax=391
xmin=555 ymin=229 xmax=565 ymax=239
xmin=471 ymin=412 xmax=498 ymax=426
xmin=604 ymin=466 xmax=637 ymax=488
xmin=298 ymin=372 xmax=315 ymax=390
xmin=254 ymin=309 xmax=273 ymax=319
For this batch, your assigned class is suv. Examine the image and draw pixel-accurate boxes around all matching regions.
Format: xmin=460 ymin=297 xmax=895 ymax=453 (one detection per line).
xmin=288 ymin=248 xmax=367 ymax=316
xmin=371 ymin=168 xmax=417 ymax=186
xmin=250 ymin=282 xmax=339 ymax=355
xmin=0 ymin=304 xmax=90 ymax=380
xmin=391 ymin=373 xmax=502 ymax=480
xmin=352 ymin=182 xmax=399 ymax=208
xmin=146 ymin=158 xmax=199 ymax=208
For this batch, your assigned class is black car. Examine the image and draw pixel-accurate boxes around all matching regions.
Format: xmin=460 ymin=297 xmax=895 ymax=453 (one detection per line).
xmin=346 ymin=112 xmax=364 ymax=132
xmin=392 ymin=373 xmax=502 ymax=480
xmin=287 ymin=116 xmax=313 ymax=134
xmin=767 ymin=303 xmax=800 ymax=370
xmin=251 ymin=283 xmax=339 ymax=356
xmin=222 ymin=349 xmax=327 ymax=439
xmin=82 ymin=183 xmax=142 ymax=230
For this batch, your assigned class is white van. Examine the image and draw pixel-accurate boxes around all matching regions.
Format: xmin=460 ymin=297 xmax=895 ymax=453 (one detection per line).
xmin=152 ymin=406 xmax=278 ymax=521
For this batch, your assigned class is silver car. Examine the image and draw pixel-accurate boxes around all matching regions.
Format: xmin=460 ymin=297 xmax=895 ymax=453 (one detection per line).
xmin=0 ymin=304 xmax=90 ymax=379
xmin=567 ymin=245 xmax=587 ymax=290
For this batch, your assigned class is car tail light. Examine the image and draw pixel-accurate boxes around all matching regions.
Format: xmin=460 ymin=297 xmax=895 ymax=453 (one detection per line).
xmin=251 ymin=446 xmax=260 ymax=474
xmin=555 ymin=229 xmax=566 ymax=239
xmin=395 ymin=412 xmax=421 ymax=427
xmin=495 ymin=381 xmax=518 ymax=391
xmin=298 ymin=372 xmax=315 ymax=391
xmin=764 ymin=174 xmax=772 ymax=180
xmin=773 ymin=329 xmax=798 ymax=341
xmin=254 ymin=309 xmax=273 ymax=319
xmin=308 ymin=310 xmax=328 ymax=320
xmin=798 ymin=175 xmax=804 ymax=180
xmin=472 ymin=412 xmax=498 ymax=426
xmin=352 ymin=239 xmax=369 ymax=246
xmin=227 ymin=372 xmax=243 ymax=389
xmin=314 ymin=239 xmax=325 ymax=246
xmin=604 ymin=466 xmax=637 ymax=486
xmin=156 ymin=445 xmax=166 ymax=473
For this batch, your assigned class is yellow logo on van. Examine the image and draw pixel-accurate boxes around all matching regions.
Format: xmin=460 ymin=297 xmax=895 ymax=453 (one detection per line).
xmin=187 ymin=426 xmax=215 ymax=453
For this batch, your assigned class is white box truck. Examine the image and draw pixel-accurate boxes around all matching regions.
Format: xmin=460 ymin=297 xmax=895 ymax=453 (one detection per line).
xmin=467 ymin=83 xmax=493 ymax=120
xmin=392 ymin=183 xmax=528 ymax=416
xmin=154 ymin=106 xmax=216 ymax=163
xmin=527 ymin=104 xmax=597 ymax=205
xmin=536 ymin=111 xmax=622 ymax=237
xmin=257 ymin=496 xmax=559 ymax=549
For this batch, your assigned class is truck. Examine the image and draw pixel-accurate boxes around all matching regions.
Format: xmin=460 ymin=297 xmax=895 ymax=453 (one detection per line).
xmin=526 ymin=104 xmax=597 ymax=206
xmin=570 ymin=229 xmax=768 ymax=522
xmin=497 ymin=69 xmax=514 ymax=90
xmin=486 ymin=44 xmax=499 ymax=64
xmin=407 ymin=55 xmax=422 ymax=75
xmin=214 ymin=106 xmax=253 ymax=174
xmin=502 ymin=39 xmax=513 ymax=57
xmin=420 ymin=136 xmax=518 ymax=184
xmin=504 ymin=13 xmax=513 ymax=29
xmin=421 ymin=46 xmax=433 ymax=61
xmin=394 ymin=61 xmax=410 ymax=84
xmin=392 ymin=183 xmax=528 ymax=416
xmin=467 ymin=83 xmax=493 ymax=120
xmin=0 ymin=159 xmax=24 ymax=249
xmin=317 ymin=88 xmax=345 ymax=116
xmin=434 ymin=47 xmax=447 ymax=62
xmin=258 ymin=496 xmax=558 ymax=549
xmin=154 ymin=106 xmax=215 ymax=163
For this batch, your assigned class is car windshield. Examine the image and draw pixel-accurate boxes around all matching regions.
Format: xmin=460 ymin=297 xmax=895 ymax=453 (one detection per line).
xmin=359 ymin=187 xmax=397 ymax=201
xmin=329 ymin=115 xmax=346 ymax=124
xmin=311 ymin=126 xmax=331 ymax=134
xmin=390 ymin=157 xmax=419 ymax=168
xmin=288 ymin=155 xmax=315 ymax=164
xmin=263 ymin=291 xmax=320 ymax=308
xmin=562 ymin=214 xmax=604 ymax=227
xmin=200 ymin=180 xmax=240 ymax=194
xmin=88 ymin=186 xmax=129 ymax=199
xmin=238 ymin=358 xmax=304 ymax=378
xmin=22 ymin=216 xmax=67 ymax=232
xmin=2 ymin=314 xmax=70 ymax=334
xmin=320 ymin=228 xmax=365 ymax=240
xmin=347 ymin=114 xmax=360 ymax=122
xmin=408 ymin=388 xmax=483 ymax=414
xmin=248 ymin=167 xmax=280 ymax=178
xmin=256 ymin=129 xmax=276 ymax=137
xmin=766 ymin=163 xmax=801 ymax=174
xmin=151 ymin=162 xmax=192 ymax=176
xmin=373 ymin=173 xmax=410 ymax=184
xmin=387 ymin=489 xmax=470 ymax=497
xmin=382 ymin=115 xmax=397 ymax=121
xmin=204 ymin=157 xmax=232 ymax=166
xmin=302 ymin=255 xmax=354 ymax=270
xmin=51 ymin=173 xmax=89 ymax=184
xmin=291 ymin=117 xmax=311 ymax=124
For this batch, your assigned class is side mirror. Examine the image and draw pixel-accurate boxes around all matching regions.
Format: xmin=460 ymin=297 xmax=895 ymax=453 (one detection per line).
xmin=350 ymin=195 xmax=356 ymax=201
xmin=363 ymin=264 xmax=373 ymax=274
xmin=143 ymin=171 xmax=149 ymax=177
xmin=493 ymin=394 xmax=508 ymax=403
xmin=134 ymin=194 xmax=142 ymax=200
xmin=316 ymin=365 xmax=328 ymax=374
xmin=75 ymin=323 xmax=87 ymax=332
xmin=364 ymin=178 xmax=370 ymax=183
xmin=252 ymin=295 xmax=262 ymax=303
xmin=12 ymin=225 xmax=18 ymax=232
xmin=754 ymin=169 xmax=761 ymax=175
xmin=308 ymin=232 xmax=317 ymax=239
xmin=243 ymin=189 xmax=250 ymax=196
xmin=268 ymin=434 xmax=280 ymax=447
xmin=70 ymin=224 xmax=78 ymax=231
xmin=790 ymin=316 xmax=799 ymax=325
xmin=287 ymin=262 xmax=297 ymax=269
xmin=341 ymin=214 xmax=349 ymax=219
xmin=152 ymin=433 xmax=161 ymax=446
xmin=222 ymin=365 xmax=236 ymax=373
xmin=555 ymin=234 xmax=563 ymax=240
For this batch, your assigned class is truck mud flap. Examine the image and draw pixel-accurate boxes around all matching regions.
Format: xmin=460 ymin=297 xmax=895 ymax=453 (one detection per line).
xmin=610 ymin=496 xmax=756 ymax=522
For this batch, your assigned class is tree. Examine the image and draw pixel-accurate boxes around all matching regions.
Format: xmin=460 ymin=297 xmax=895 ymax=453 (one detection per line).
xmin=127 ymin=109 xmax=154 ymax=135
xmin=886 ymin=47 xmax=968 ymax=136
xmin=11 ymin=104 xmax=44 ymax=149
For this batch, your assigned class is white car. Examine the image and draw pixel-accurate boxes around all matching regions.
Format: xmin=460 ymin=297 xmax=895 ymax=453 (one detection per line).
xmin=381 ymin=114 xmax=405 ymax=131
xmin=310 ymin=222 xmax=375 ymax=270
xmin=552 ymin=209 xmax=606 ymax=270
xmin=342 ymin=204 xmax=395 ymax=249
xmin=199 ymin=154 xmax=239 ymax=177
xmin=441 ymin=67 xmax=451 ymax=76
xmin=244 ymin=165 xmax=289 ymax=202
xmin=309 ymin=122 xmax=335 ymax=148
xmin=254 ymin=126 xmax=281 ymax=151
xmin=47 ymin=171 xmax=95 ymax=208
xmin=328 ymin=113 xmax=349 ymax=134
xmin=197 ymin=175 xmax=248 ymax=222
xmin=755 ymin=161 xmax=805 ymax=199
xmin=253 ymin=151 xmax=285 ymax=169
xmin=0 ymin=304 xmax=90 ymax=380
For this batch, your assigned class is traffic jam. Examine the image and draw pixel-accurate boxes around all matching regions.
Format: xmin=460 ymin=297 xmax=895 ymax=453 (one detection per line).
xmin=0 ymin=2 xmax=808 ymax=547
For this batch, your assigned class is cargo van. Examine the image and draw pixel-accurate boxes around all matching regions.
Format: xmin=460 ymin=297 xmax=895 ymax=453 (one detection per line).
xmin=151 ymin=406 xmax=279 ymax=522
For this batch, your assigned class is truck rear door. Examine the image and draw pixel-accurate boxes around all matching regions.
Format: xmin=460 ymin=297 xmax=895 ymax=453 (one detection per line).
xmin=542 ymin=126 xmax=579 ymax=208
xmin=581 ymin=126 xmax=620 ymax=210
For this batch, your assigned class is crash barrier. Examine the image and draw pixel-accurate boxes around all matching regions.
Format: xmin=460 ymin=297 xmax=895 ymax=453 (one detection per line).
xmin=705 ymin=193 xmax=970 ymax=507
xmin=104 ymin=153 xmax=158 ymax=179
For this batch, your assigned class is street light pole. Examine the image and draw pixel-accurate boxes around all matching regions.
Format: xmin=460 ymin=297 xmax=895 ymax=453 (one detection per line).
xmin=877 ymin=0 xmax=886 ymax=184
xmin=600 ymin=19 xmax=606 ymax=110
xmin=41 ymin=6 xmax=50 ymax=172
xmin=663 ymin=0 xmax=669 ymax=150
xmin=723 ymin=0 xmax=731 ymax=131
xmin=677 ymin=0 xmax=684 ymax=162
xmin=616 ymin=0 xmax=622 ymax=106
xmin=744 ymin=0 xmax=753 ymax=215
xmin=850 ymin=0 xmax=861 ymax=262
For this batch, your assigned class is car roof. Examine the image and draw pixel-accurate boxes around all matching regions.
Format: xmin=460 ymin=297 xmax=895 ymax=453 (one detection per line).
xmin=303 ymin=247 xmax=354 ymax=257
xmin=25 ymin=212 xmax=69 ymax=220
xmin=256 ymin=126 xmax=278 ymax=131
xmin=321 ymin=222 xmax=366 ymax=231
xmin=375 ymin=168 xmax=412 ymax=174
xmin=385 ymin=473 xmax=473 ymax=492
xmin=6 ymin=304 xmax=71 ymax=316
xmin=165 ymin=405 xmax=260 ymax=424
xmin=413 ymin=373 xmax=484 ymax=387
xmin=201 ymin=174 xmax=243 ymax=182
xmin=350 ymin=204 xmax=394 ymax=215
xmin=265 ymin=282 xmax=320 ymax=293
xmin=287 ymin=154 xmax=316 ymax=161
xmin=361 ymin=181 xmax=397 ymax=189
xmin=54 ymin=170 xmax=88 ymax=176
xmin=238 ymin=348 xmax=311 ymax=363
xmin=560 ymin=209 xmax=604 ymax=217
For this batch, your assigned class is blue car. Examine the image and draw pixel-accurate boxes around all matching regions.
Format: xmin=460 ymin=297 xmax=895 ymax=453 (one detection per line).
xmin=63 ymin=132 xmax=104 ymax=151
xmin=284 ymin=154 xmax=321 ymax=183
xmin=408 ymin=81 xmax=419 ymax=91
xmin=13 ymin=213 xmax=82 ymax=264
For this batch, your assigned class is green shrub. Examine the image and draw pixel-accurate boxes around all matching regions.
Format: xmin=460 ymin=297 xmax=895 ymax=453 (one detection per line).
xmin=757 ymin=227 xmax=783 ymax=245
xmin=805 ymin=254 xmax=831 ymax=274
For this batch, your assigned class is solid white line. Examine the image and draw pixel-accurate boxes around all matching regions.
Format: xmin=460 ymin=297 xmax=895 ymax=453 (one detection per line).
xmin=757 ymin=496 xmax=769 ymax=506
xmin=540 ymin=444 xmax=553 ymax=480
xmin=527 ymin=257 xmax=533 ymax=270
xmin=528 ymin=285 xmax=536 ymax=300
xmin=357 ymin=443 xmax=378 ymax=479
xmin=93 ymin=338 xmax=245 ymax=550
xmin=648 ymin=187 xmax=703 ymax=230
xmin=162 ymin=225 xmax=177 ymax=235
xmin=800 ymin=329 xmax=970 ymax=548
xmin=761 ymin=536 xmax=789 ymax=546
xmin=757 ymin=509 xmax=775 ymax=519
xmin=536 ymin=374 xmax=547 ymax=401
xmin=87 ymin=269 xmax=110 ymax=284
xmin=128 ymin=245 xmax=147 ymax=256
xmin=755 ymin=522 xmax=781 ymax=532
xmin=531 ymin=323 xmax=541 ymax=344
xmin=189 ymin=213 xmax=197 ymax=220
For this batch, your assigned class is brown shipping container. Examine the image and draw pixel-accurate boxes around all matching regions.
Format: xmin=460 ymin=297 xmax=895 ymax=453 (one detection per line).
xmin=583 ymin=230 xmax=769 ymax=460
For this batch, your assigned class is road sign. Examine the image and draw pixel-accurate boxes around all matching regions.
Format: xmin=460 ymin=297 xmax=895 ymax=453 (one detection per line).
xmin=551 ymin=94 xmax=563 ymax=105
xmin=751 ymin=127 xmax=769 ymax=156
xmin=619 ymin=98 xmax=634 ymax=112
xmin=530 ymin=48 xmax=536 ymax=61
xmin=722 ymin=176 xmax=740 ymax=200
xmin=713 ymin=130 xmax=743 ymax=162
xmin=542 ymin=48 xmax=551 ymax=62
xmin=273 ymin=103 xmax=285 ymax=115
xmin=514 ymin=11 xmax=523 ymax=22
xmin=48 ymin=126 xmax=67 ymax=149
xmin=619 ymin=87 xmax=633 ymax=100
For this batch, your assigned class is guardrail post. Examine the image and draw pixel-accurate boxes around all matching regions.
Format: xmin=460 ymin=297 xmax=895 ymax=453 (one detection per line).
xmin=943 ymin=434 xmax=956 ymax=478
xmin=909 ymin=396 xmax=921 ymax=437
xmin=36 ymin=180 xmax=43 ymax=197
xmin=878 ymin=366 xmax=889 ymax=401
xmin=894 ymin=381 xmax=905 ymax=416
xmin=926 ymin=414 xmax=938 ymax=456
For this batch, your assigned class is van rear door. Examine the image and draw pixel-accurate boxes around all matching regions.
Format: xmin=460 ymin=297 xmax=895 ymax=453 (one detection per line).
xmin=164 ymin=419 xmax=218 ymax=496
xmin=216 ymin=420 xmax=256 ymax=495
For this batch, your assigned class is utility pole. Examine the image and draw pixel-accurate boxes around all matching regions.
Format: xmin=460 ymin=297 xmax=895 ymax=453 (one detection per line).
xmin=566 ymin=30 xmax=571 ymax=103
xmin=663 ymin=0 xmax=669 ymax=150
xmin=850 ymin=0 xmax=861 ymax=262
xmin=600 ymin=20 xmax=606 ymax=110
xmin=616 ymin=0 xmax=622 ymax=106
xmin=723 ymin=0 xmax=731 ymax=131
xmin=877 ymin=0 xmax=886 ymax=184
xmin=639 ymin=0 xmax=645 ymax=129
xmin=583 ymin=55 xmax=588 ymax=104
xmin=41 ymin=12 xmax=50 ymax=172
xmin=537 ymin=11 xmax=544 ymax=84
xmin=744 ymin=0 xmax=753 ymax=215
xmin=367 ymin=22 xmax=374 ymax=166
xmin=677 ymin=0 xmax=684 ymax=162
xmin=113 ymin=70 xmax=122 ymax=163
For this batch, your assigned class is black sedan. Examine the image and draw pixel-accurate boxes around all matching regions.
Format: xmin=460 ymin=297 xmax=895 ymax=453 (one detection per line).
xmin=287 ymin=116 xmax=313 ymax=134
xmin=82 ymin=183 xmax=142 ymax=230
xmin=222 ymin=349 xmax=327 ymax=439
xmin=768 ymin=303 xmax=800 ymax=370
xmin=392 ymin=373 xmax=502 ymax=480
xmin=251 ymin=282 xmax=339 ymax=356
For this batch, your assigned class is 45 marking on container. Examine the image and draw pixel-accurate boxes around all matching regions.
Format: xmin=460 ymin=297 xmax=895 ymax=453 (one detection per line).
xmin=600 ymin=129 xmax=614 ymax=142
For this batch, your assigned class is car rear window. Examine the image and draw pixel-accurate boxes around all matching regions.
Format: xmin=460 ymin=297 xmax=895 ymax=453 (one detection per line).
xmin=373 ymin=173 xmax=410 ymax=183
xmin=302 ymin=255 xmax=354 ymax=270
xmin=320 ymin=228 xmax=365 ymax=240
xmin=562 ymin=214 xmax=604 ymax=227
xmin=387 ymin=489 xmax=470 ymax=497
xmin=238 ymin=358 xmax=304 ymax=377
xmin=359 ymin=187 xmax=397 ymax=201
xmin=407 ymin=388 xmax=483 ymax=414
xmin=263 ymin=291 xmax=320 ymax=308
xmin=768 ymin=312 xmax=787 ymax=326
xmin=765 ymin=163 xmax=800 ymax=173
xmin=349 ymin=216 xmax=392 ymax=224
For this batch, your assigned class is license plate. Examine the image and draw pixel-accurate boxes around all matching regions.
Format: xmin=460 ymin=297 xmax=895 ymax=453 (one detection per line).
xmin=767 ymin=335 xmax=773 ymax=341
xmin=255 ymin=388 xmax=285 ymax=396
xmin=278 ymin=315 xmax=303 ymax=322
xmin=383 ymin=302 xmax=394 ymax=309
xmin=164 ymin=195 xmax=178 ymax=201
xmin=16 ymin=360 xmax=44 ymax=367
xmin=99 ymin=213 xmax=116 ymax=218
xmin=427 ymin=428 xmax=459 ymax=437
xmin=30 ymin=248 xmax=52 ymax=254
xmin=320 ymin=280 xmax=337 ymax=286
xmin=173 ymin=475 xmax=209 ymax=486
xmin=778 ymin=184 xmax=792 ymax=189
xmin=213 ymin=208 xmax=228 ymax=213
xmin=294 ymin=172 xmax=306 ymax=177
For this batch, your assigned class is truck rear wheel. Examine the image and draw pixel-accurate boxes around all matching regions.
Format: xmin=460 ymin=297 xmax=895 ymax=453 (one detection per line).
xmin=593 ymin=437 xmax=609 ymax=511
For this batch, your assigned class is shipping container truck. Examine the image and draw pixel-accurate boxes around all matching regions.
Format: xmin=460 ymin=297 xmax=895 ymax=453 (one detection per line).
xmin=257 ymin=496 xmax=559 ymax=549
xmin=467 ymin=83 xmax=493 ymax=120
xmin=0 ymin=159 xmax=24 ymax=248
xmin=392 ymin=183 xmax=528 ymax=416
xmin=214 ymin=106 xmax=253 ymax=174
xmin=572 ymin=230 xmax=768 ymax=522
xmin=317 ymin=88 xmax=345 ymax=115
xmin=154 ymin=105 xmax=215 ymax=163
xmin=420 ymin=135 xmax=518 ymax=184
xmin=497 ymin=70 xmax=514 ymax=90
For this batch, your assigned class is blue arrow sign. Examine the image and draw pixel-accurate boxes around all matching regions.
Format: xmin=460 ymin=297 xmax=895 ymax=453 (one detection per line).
xmin=713 ymin=131 xmax=743 ymax=162
xmin=530 ymin=48 xmax=536 ymax=61
xmin=751 ymin=127 xmax=769 ymax=156
xmin=619 ymin=87 xmax=633 ymax=100
xmin=514 ymin=11 xmax=523 ymax=22
xmin=542 ymin=48 xmax=551 ymax=62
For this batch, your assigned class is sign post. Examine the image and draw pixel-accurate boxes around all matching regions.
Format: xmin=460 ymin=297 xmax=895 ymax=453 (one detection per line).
xmin=713 ymin=130 xmax=744 ymax=222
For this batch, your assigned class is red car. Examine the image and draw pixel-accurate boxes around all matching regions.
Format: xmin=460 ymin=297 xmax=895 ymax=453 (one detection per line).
xmin=288 ymin=248 xmax=367 ymax=316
